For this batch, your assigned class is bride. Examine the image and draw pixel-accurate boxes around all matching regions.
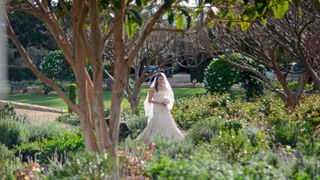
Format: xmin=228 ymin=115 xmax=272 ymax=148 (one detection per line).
xmin=137 ymin=72 xmax=184 ymax=143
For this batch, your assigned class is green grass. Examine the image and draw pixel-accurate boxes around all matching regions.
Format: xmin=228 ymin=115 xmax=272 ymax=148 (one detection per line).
xmin=5 ymin=88 xmax=205 ymax=110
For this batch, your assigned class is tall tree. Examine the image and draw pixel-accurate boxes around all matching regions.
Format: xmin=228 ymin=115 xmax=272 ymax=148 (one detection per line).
xmin=4 ymin=0 xmax=204 ymax=157
xmin=198 ymin=1 xmax=320 ymax=107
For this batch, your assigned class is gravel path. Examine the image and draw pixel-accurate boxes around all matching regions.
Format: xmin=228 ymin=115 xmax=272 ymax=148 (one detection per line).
xmin=16 ymin=108 xmax=62 ymax=124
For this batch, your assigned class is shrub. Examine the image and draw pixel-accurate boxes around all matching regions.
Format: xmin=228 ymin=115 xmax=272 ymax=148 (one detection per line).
xmin=40 ymin=50 xmax=75 ymax=82
xmin=0 ymin=144 xmax=14 ymax=160
xmin=126 ymin=114 xmax=147 ymax=138
xmin=0 ymin=102 xmax=16 ymax=118
xmin=68 ymin=84 xmax=77 ymax=113
xmin=14 ymin=130 xmax=84 ymax=164
xmin=28 ymin=122 xmax=64 ymax=142
xmin=172 ymin=94 xmax=218 ymax=129
xmin=0 ymin=119 xmax=30 ymax=148
xmin=147 ymin=149 xmax=286 ymax=179
xmin=238 ymin=57 xmax=266 ymax=100
xmin=172 ymin=93 xmax=239 ymax=130
xmin=152 ymin=137 xmax=195 ymax=159
xmin=187 ymin=117 xmax=224 ymax=144
xmin=270 ymin=117 xmax=300 ymax=147
xmin=46 ymin=152 xmax=114 ymax=179
xmin=0 ymin=102 xmax=28 ymax=123
xmin=211 ymin=130 xmax=256 ymax=163
xmin=204 ymin=56 xmax=239 ymax=93
xmin=55 ymin=113 xmax=80 ymax=126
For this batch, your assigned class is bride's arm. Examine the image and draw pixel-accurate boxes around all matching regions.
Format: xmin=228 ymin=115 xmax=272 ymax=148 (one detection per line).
xmin=148 ymin=88 xmax=166 ymax=106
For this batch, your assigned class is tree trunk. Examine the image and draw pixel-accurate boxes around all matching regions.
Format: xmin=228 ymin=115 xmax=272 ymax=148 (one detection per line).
xmin=92 ymin=66 xmax=111 ymax=152
xmin=127 ymin=87 xmax=141 ymax=112
xmin=108 ymin=5 xmax=127 ymax=158
xmin=285 ymin=95 xmax=299 ymax=108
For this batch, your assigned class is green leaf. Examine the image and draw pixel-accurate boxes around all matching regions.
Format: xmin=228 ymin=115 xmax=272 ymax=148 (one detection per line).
xmin=180 ymin=8 xmax=191 ymax=29
xmin=126 ymin=16 xmax=136 ymax=39
xmin=272 ymin=1 xmax=289 ymax=19
xmin=176 ymin=14 xmax=184 ymax=30
xmin=205 ymin=0 xmax=213 ymax=3
xmin=168 ymin=11 xmax=175 ymax=25
xmin=207 ymin=21 xmax=215 ymax=28
xmin=129 ymin=9 xmax=142 ymax=26
xmin=239 ymin=21 xmax=251 ymax=31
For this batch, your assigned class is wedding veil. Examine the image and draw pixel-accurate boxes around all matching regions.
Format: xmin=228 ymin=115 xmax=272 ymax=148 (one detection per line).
xmin=144 ymin=72 xmax=174 ymax=122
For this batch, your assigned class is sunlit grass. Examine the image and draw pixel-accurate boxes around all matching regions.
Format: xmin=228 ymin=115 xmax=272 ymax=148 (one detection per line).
xmin=6 ymin=88 xmax=205 ymax=110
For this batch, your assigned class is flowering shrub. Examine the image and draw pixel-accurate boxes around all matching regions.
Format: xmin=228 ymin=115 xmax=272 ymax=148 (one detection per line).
xmin=204 ymin=56 xmax=239 ymax=93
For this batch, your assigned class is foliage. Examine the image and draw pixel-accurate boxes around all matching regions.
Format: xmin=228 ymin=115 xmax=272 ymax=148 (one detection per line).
xmin=46 ymin=152 xmax=114 ymax=179
xmin=55 ymin=113 xmax=80 ymax=126
xmin=211 ymin=130 xmax=258 ymax=163
xmin=237 ymin=55 xmax=266 ymax=100
xmin=40 ymin=50 xmax=75 ymax=82
xmin=28 ymin=122 xmax=64 ymax=142
xmin=8 ymin=66 xmax=37 ymax=81
xmin=0 ymin=119 xmax=30 ymax=148
xmin=187 ymin=117 xmax=224 ymax=144
xmin=152 ymin=137 xmax=195 ymax=160
xmin=204 ymin=57 xmax=239 ymax=93
xmin=14 ymin=130 xmax=84 ymax=164
xmin=126 ymin=114 xmax=147 ymax=139
xmin=0 ymin=102 xmax=28 ymax=123
xmin=147 ymin=147 xmax=286 ymax=179
xmin=68 ymin=83 xmax=77 ymax=113
xmin=172 ymin=94 xmax=216 ymax=129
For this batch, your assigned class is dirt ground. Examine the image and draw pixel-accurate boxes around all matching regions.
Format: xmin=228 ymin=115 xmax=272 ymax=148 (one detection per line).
xmin=16 ymin=108 xmax=62 ymax=124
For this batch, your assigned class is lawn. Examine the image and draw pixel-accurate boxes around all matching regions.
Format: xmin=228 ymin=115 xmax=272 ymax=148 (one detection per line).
xmin=5 ymin=88 xmax=205 ymax=110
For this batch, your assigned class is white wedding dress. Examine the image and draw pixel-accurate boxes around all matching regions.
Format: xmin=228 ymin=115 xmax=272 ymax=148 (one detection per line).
xmin=137 ymin=89 xmax=184 ymax=143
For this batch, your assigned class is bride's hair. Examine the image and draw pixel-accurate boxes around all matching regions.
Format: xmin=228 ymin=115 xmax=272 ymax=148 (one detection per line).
xmin=154 ymin=73 xmax=164 ymax=92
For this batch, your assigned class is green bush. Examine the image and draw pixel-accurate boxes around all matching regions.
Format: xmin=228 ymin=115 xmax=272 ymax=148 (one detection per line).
xmin=55 ymin=113 xmax=80 ymax=126
xmin=172 ymin=94 xmax=219 ymax=129
xmin=147 ymin=148 xmax=286 ymax=179
xmin=46 ymin=152 xmax=114 ymax=179
xmin=238 ymin=57 xmax=266 ymax=100
xmin=187 ymin=117 xmax=224 ymax=144
xmin=40 ymin=50 xmax=75 ymax=82
xmin=0 ymin=119 xmax=30 ymax=148
xmin=152 ymin=137 xmax=195 ymax=159
xmin=271 ymin=118 xmax=300 ymax=147
xmin=0 ymin=144 xmax=14 ymax=160
xmin=28 ymin=122 xmax=64 ymax=142
xmin=211 ymin=130 xmax=256 ymax=163
xmin=0 ymin=102 xmax=16 ymax=118
xmin=172 ymin=93 xmax=239 ymax=130
xmin=0 ymin=102 xmax=28 ymax=123
xmin=14 ymin=130 xmax=84 ymax=164
xmin=204 ymin=56 xmax=239 ymax=93
xmin=68 ymin=84 xmax=77 ymax=113
xmin=126 ymin=114 xmax=147 ymax=138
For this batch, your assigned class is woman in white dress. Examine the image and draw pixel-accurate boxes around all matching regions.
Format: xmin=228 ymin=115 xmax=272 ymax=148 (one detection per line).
xmin=137 ymin=73 xmax=184 ymax=143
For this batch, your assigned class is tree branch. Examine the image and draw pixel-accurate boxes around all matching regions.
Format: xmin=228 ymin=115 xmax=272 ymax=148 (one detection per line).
xmin=6 ymin=15 xmax=79 ymax=114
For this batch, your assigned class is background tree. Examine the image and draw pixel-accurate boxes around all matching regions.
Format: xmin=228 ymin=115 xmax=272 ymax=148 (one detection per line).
xmin=195 ymin=1 xmax=319 ymax=107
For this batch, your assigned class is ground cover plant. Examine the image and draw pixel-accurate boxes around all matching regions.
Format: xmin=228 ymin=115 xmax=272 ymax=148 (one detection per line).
xmin=1 ymin=91 xmax=320 ymax=178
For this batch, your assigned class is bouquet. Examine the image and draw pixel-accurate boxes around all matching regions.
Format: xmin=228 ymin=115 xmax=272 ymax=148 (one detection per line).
xmin=162 ymin=96 xmax=170 ymax=105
